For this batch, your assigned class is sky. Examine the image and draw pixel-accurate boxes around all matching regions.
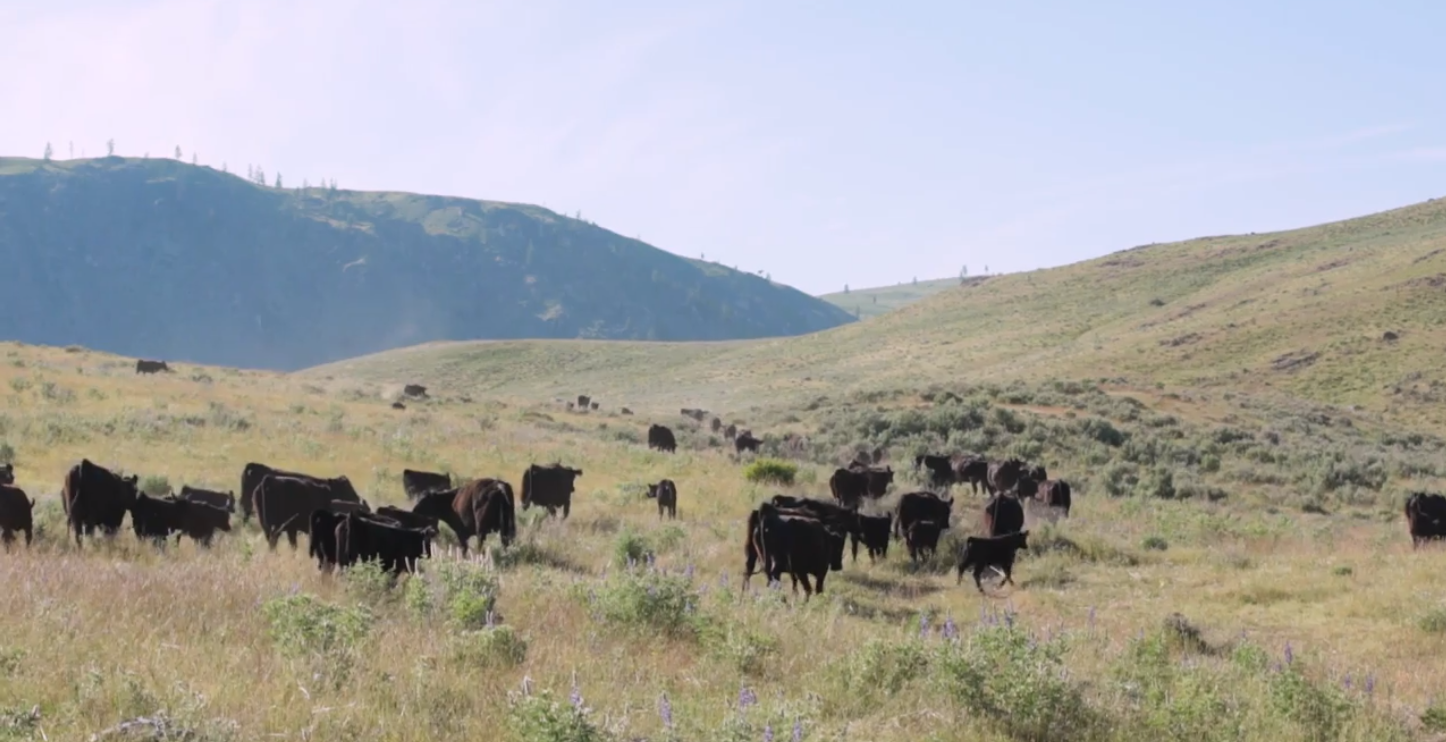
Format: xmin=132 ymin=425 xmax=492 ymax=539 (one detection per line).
xmin=3 ymin=0 xmax=1445 ymax=296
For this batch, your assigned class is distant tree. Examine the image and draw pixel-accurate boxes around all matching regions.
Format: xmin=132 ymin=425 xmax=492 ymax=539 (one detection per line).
xmin=913 ymin=276 xmax=917 ymax=284
xmin=302 ymin=178 xmax=310 ymax=189
xmin=68 ymin=141 xmax=73 ymax=159
xmin=191 ymin=153 xmax=197 ymax=165
xmin=254 ymin=167 xmax=266 ymax=185
xmin=843 ymin=284 xmax=849 ymax=293
xmin=985 ymin=264 xmax=989 ymax=274
xmin=174 ymin=145 xmax=182 ymax=159
xmin=275 ymin=173 xmax=283 ymax=188
xmin=106 ymin=138 xmax=115 ymax=156
xmin=221 ymin=162 xmax=228 ymax=173
xmin=143 ymin=152 xmax=149 ymax=159
xmin=330 ymin=178 xmax=338 ymax=191
xmin=247 ymin=165 xmax=253 ymax=180
xmin=960 ymin=264 xmax=968 ymax=278
xmin=43 ymin=142 xmax=52 ymax=161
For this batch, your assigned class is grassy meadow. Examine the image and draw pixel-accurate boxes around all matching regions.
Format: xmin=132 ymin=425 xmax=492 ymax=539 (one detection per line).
xmin=2 ymin=338 xmax=1446 ymax=741
xmin=819 ymin=277 xmax=962 ymax=320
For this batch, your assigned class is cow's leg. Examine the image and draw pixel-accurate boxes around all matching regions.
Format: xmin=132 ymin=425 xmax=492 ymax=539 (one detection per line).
xmin=563 ymin=502 xmax=571 ymax=519
xmin=814 ymin=570 xmax=826 ymax=596
xmin=1002 ymin=563 xmax=1015 ymax=586
xmin=850 ymin=533 xmax=860 ymax=563
xmin=286 ymin=527 xmax=299 ymax=550
xmin=973 ymin=565 xmax=987 ymax=593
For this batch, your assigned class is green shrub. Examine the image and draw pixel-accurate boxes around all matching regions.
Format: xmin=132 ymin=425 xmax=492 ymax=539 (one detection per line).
xmin=507 ymin=688 xmax=610 ymax=742
xmin=581 ymin=568 xmax=705 ymax=640
xmin=1420 ymin=606 xmax=1446 ymax=633
xmin=612 ymin=531 xmax=655 ymax=568
xmin=1141 ymin=536 xmax=1169 ymax=551
xmin=342 ymin=559 xmax=398 ymax=606
xmin=262 ymin=594 xmax=373 ymax=687
xmin=451 ymin=625 xmax=528 ymax=668
xmin=744 ymin=459 xmax=796 ymax=486
xmin=139 ymin=474 xmax=171 ymax=497
xmin=406 ymin=561 xmax=500 ymax=630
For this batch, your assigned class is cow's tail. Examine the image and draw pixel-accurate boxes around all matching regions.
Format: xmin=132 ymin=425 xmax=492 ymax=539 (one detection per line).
xmin=520 ymin=468 xmax=533 ymax=509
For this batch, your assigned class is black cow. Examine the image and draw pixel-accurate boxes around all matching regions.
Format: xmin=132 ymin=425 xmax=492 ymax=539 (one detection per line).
xmin=61 ymin=459 xmax=140 ymax=548
xmin=309 ymin=509 xmax=342 ymax=571
xmin=172 ymin=499 xmax=231 ymax=546
xmin=402 ymin=469 xmax=453 ymax=500
xmin=894 ymin=491 xmax=953 ymax=542
xmin=954 ymin=458 xmax=989 ymax=495
xmin=0 ymin=484 xmax=34 ymax=548
xmin=335 ymin=513 xmax=436 ymax=574
xmin=852 ymin=512 xmax=892 ymax=563
xmin=131 ymin=493 xmax=232 ymax=547
xmin=179 ymin=485 xmax=236 ymax=513
xmin=735 ymin=431 xmax=762 ymax=454
xmin=987 ymin=458 xmax=1026 ymax=495
xmin=915 ymin=454 xmax=956 ymax=489
xmin=254 ymin=474 xmax=362 ymax=550
xmin=1027 ymin=465 xmax=1048 ymax=483
xmin=412 ymin=479 xmax=516 ymax=555
xmin=521 ymin=463 xmax=582 ymax=519
xmin=724 ymin=423 xmax=738 ymax=440
xmin=404 ymin=384 xmax=428 ymax=398
xmin=956 ymin=531 xmax=1031 ymax=592
xmin=374 ymin=506 xmax=441 ymax=532
xmin=1019 ymin=478 xmax=1072 ymax=517
xmin=391 ymin=401 xmax=406 ymax=410
xmin=577 ymin=395 xmax=591 ymax=409
xmin=829 ymin=467 xmax=869 ymax=510
xmin=904 ymin=519 xmax=943 ymax=563
xmin=767 ymin=496 xmax=847 ymax=571
xmin=135 ymin=359 xmax=171 ymax=374
xmin=647 ymin=479 xmax=678 ymax=519
xmin=983 ymin=494 xmax=1025 ymax=537
xmin=1406 ymin=493 xmax=1446 ymax=548
xmin=648 ymin=424 xmax=678 ymax=453
xmin=239 ymin=463 xmax=350 ymax=524
xmin=620 ymin=408 xmax=634 ymax=415
xmin=750 ymin=503 xmax=837 ymax=598
xmin=0 ymin=463 xmax=13 ymax=485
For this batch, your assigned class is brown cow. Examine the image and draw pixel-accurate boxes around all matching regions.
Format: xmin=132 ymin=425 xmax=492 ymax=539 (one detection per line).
xmin=646 ymin=479 xmax=678 ymax=519
xmin=0 ymin=484 xmax=34 ymax=548
xmin=411 ymin=479 xmax=516 ymax=555
xmin=521 ymin=463 xmax=582 ymax=519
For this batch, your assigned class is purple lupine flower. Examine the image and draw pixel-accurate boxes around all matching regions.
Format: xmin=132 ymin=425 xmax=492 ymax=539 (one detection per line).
xmin=919 ymin=614 xmax=930 ymax=638
xmin=570 ymin=680 xmax=583 ymax=710
xmin=763 ymin=724 xmax=774 ymax=742
xmin=738 ymin=686 xmax=757 ymax=709
xmin=793 ymin=718 xmax=803 ymax=742
xmin=685 ymin=563 xmax=695 ymax=580
xmin=659 ymin=693 xmax=674 ymax=728
xmin=943 ymin=616 xmax=958 ymax=641
xmin=1365 ymin=675 xmax=1376 ymax=695
xmin=1343 ymin=674 xmax=1352 ymax=691
xmin=1284 ymin=642 xmax=1294 ymax=665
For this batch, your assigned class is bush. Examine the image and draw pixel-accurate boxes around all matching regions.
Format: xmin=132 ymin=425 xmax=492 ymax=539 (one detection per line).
xmin=262 ymin=594 xmax=373 ymax=687
xmin=1420 ymin=606 xmax=1446 ymax=633
xmin=507 ymin=688 xmax=611 ymax=742
xmin=582 ymin=568 xmax=705 ymax=639
xmin=342 ymin=559 xmax=398 ymax=606
xmin=744 ymin=459 xmax=796 ymax=486
xmin=139 ymin=474 xmax=171 ymax=497
xmin=612 ymin=531 xmax=655 ymax=569
xmin=405 ymin=561 xmax=500 ymax=630
xmin=451 ymin=625 xmax=528 ymax=668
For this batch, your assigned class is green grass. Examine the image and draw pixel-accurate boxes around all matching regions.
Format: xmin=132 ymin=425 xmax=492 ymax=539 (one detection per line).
xmin=819 ymin=277 xmax=963 ymax=319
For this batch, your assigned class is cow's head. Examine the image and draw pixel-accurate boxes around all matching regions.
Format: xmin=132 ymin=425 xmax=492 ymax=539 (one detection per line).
xmin=645 ymin=484 xmax=659 ymax=499
xmin=0 ymin=463 xmax=12 ymax=485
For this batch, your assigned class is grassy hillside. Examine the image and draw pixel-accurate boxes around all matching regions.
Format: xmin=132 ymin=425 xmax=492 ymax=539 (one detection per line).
xmin=0 ymin=341 xmax=1442 ymax=739
xmin=820 ymin=277 xmax=962 ymax=319
xmin=0 ymin=157 xmax=853 ymax=370
xmin=314 ymin=197 xmax=1446 ymax=437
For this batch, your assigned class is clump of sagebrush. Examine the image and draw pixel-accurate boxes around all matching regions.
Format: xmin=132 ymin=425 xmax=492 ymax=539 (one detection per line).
xmin=139 ymin=474 xmax=171 ymax=496
xmin=450 ymin=624 xmax=528 ymax=668
xmin=262 ymin=593 xmax=373 ymax=688
xmin=612 ymin=530 xmax=654 ymax=568
xmin=342 ymin=559 xmax=399 ymax=606
xmin=404 ymin=560 xmax=500 ymax=630
xmin=744 ymin=458 xmax=796 ymax=486
xmin=578 ymin=564 xmax=706 ymax=640
xmin=507 ymin=684 xmax=612 ymax=742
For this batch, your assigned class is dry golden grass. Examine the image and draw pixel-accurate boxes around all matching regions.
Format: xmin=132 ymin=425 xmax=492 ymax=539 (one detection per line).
xmin=1 ymin=342 xmax=1445 ymax=740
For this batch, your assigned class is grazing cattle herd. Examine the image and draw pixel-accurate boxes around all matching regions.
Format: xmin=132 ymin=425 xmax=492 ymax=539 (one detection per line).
xmin=6 ymin=394 xmax=1446 ymax=602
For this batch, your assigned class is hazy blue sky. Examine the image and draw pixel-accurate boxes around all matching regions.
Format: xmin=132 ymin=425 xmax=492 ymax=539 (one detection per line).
xmin=3 ymin=1 xmax=1444 ymax=295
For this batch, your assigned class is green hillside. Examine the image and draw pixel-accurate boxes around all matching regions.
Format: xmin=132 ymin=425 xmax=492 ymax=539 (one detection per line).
xmin=309 ymin=197 xmax=1446 ymax=434
xmin=820 ymin=277 xmax=962 ymax=319
xmin=0 ymin=157 xmax=854 ymax=370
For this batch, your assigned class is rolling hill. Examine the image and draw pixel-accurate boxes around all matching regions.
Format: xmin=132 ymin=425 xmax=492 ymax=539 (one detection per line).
xmin=0 ymin=156 xmax=854 ymax=370
xmin=311 ymin=197 xmax=1446 ymax=434
xmin=819 ymin=277 xmax=962 ymax=319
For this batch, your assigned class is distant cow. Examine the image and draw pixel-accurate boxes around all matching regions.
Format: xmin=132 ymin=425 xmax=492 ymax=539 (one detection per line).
xmin=0 ymin=485 xmax=34 ymax=548
xmin=829 ymin=468 xmax=869 ymax=510
xmin=309 ymin=510 xmax=343 ymax=571
xmin=239 ymin=463 xmax=351 ymax=524
xmin=749 ymin=503 xmax=838 ymax=598
xmin=646 ymin=479 xmax=678 ymax=520
xmin=904 ymin=519 xmax=943 ymax=563
xmin=404 ymin=384 xmax=428 ymax=398
xmin=710 ymin=417 xmax=722 ymax=432
xmin=767 ymin=495 xmax=848 ymax=571
xmin=0 ymin=463 xmax=12 ymax=486
xmin=135 ymin=359 xmax=171 ymax=374
xmin=620 ymin=408 xmax=634 ymax=415
xmin=1019 ymin=478 xmax=1072 ymax=516
xmin=894 ymin=491 xmax=953 ymax=542
xmin=735 ymin=431 xmax=762 ymax=454
xmin=61 ymin=459 xmax=140 ymax=548
xmin=954 ymin=458 xmax=989 ymax=495
xmin=130 ymin=493 xmax=231 ymax=547
xmin=1027 ymin=465 xmax=1048 ymax=483
xmin=681 ymin=408 xmax=708 ymax=421
xmin=254 ymin=474 xmax=362 ymax=550
xmin=956 ymin=531 xmax=1031 ymax=592
xmin=648 ymin=424 xmax=678 ymax=453
xmin=852 ymin=512 xmax=892 ymax=563
xmin=391 ymin=401 xmax=406 ymax=410
xmin=411 ymin=479 xmax=516 ymax=555
xmin=915 ymin=454 xmax=956 ymax=489
xmin=179 ymin=485 xmax=235 ymax=513
xmin=403 ymin=469 xmax=453 ymax=500
xmin=857 ymin=465 xmax=894 ymax=498
xmin=578 ymin=395 xmax=591 ymax=409
xmin=335 ymin=513 xmax=437 ymax=574
xmin=521 ymin=464 xmax=582 ymax=519
xmin=1405 ymin=492 xmax=1446 ymax=548
xmin=373 ymin=505 xmax=441 ymax=532
xmin=987 ymin=459 xmax=1026 ymax=495
xmin=724 ymin=423 xmax=738 ymax=440
xmin=983 ymin=494 xmax=1025 ymax=537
